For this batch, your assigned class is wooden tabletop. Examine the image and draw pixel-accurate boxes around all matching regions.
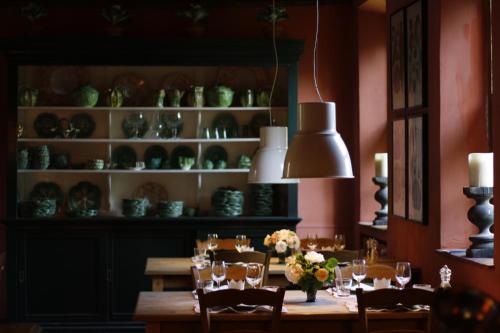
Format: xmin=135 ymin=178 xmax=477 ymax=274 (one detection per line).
xmin=134 ymin=290 xmax=428 ymax=322
xmin=145 ymin=257 xmax=286 ymax=276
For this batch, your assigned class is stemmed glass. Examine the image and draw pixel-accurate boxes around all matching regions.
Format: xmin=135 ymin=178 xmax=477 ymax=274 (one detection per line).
xmin=165 ymin=112 xmax=183 ymax=139
xmin=334 ymin=234 xmax=346 ymax=251
xmin=235 ymin=234 xmax=247 ymax=253
xmin=245 ymin=263 xmax=264 ymax=289
xmin=207 ymin=233 xmax=218 ymax=251
xmin=395 ymin=262 xmax=412 ymax=289
xmin=211 ymin=260 xmax=227 ymax=289
xmin=306 ymin=234 xmax=318 ymax=251
xmin=352 ymin=259 xmax=367 ymax=288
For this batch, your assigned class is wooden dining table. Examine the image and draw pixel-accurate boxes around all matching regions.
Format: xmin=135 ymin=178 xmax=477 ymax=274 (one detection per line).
xmin=134 ymin=290 xmax=429 ymax=333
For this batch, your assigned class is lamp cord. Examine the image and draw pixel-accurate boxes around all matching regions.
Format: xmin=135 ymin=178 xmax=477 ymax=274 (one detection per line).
xmin=313 ymin=0 xmax=323 ymax=102
xmin=268 ymin=0 xmax=279 ymax=126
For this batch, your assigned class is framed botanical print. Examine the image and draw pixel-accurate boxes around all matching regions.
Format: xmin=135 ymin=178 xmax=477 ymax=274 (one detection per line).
xmin=406 ymin=0 xmax=424 ymax=108
xmin=392 ymin=119 xmax=406 ymax=217
xmin=407 ymin=116 xmax=425 ymax=222
xmin=391 ymin=10 xmax=405 ymax=111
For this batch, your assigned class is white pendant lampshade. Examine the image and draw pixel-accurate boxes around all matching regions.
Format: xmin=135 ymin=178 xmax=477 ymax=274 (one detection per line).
xmin=283 ymin=102 xmax=354 ymax=179
xmin=248 ymin=126 xmax=298 ymax=184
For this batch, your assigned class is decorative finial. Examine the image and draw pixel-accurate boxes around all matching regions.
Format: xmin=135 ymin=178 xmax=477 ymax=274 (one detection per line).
xmin=439 ymin=265 xmax=452 ymax=289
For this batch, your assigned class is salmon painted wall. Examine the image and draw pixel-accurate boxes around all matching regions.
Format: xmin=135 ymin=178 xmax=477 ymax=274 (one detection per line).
xmin=357 ymin=7 xmax=387 ymax=224
xmin=0 ymin=5 xmax=357 ymax=243
xmin=387 ymin=0 xmax=500 ymax=301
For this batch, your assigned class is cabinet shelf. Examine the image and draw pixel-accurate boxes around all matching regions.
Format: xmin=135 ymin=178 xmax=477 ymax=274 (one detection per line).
xmin=18 ymin=138 xmax=260 ymax=143
xmin=18 ymin=106 xmax=287 ymax=112
xmin=18 ymin=168 xmax=250 ymax=174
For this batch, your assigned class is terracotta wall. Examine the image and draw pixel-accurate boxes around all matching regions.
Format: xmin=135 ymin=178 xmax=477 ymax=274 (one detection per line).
xmin=0 ymin=5 xmax=357 ymax=248
xmin=357 ymin=5 xmax=387 ymax=224
xmin=387 ymin=0 xmax=500 ymax=300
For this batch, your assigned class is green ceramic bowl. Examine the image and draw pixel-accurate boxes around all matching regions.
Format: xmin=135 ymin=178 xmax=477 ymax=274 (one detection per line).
xmin=206 ymin=86 xmax=234 ymax=107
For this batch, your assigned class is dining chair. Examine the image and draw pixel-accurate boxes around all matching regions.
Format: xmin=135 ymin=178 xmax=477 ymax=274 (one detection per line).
xmin=319 ymin=249 xmax=360 ymax=262
xmin=214 ymin=250 xmax=271 ymax=285
xmin=197 ymin=287 xmax=285 ymax=333
xmin=356 ymin=288 xmax=435 ymax=333
xmin=197 ymin=238 xmax=252 ymax=251
xmin=340 ymin=264 xmax=396 ymax=282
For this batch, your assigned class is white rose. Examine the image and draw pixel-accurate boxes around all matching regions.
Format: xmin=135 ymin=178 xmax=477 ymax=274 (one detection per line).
xmin=275 ymin=240 xmax=288 ymax=253
xmin=285 ymin=264 xmax=304 ymax=284
xmin=287 ymin=235 xmax=301 ymax=250
xmin=304 ymin=251 xmax=325 ymax=264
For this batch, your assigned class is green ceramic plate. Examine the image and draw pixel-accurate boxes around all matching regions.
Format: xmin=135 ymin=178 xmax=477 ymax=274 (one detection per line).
xmin=68 ymin=181 xmax=101 ymax=211
xmin=29 ymin=181 xmax=64 ymax=211
xmin=249 ymin=112 xmax=272 ymax=137
xmin=144 ymin=145 xmax=168 ymax=169
xmin=112 ymin=145 xmax=137 ymax=169
xmin=203 ymin=145 xmax=228 ymax=164
xmin=70 ymin=113 xmax=96 ymax=138
xmin=212 ymin=113 xmax=238 ymax=138
xmin=170 ymin=145 xmax=196 ymax=169
xmin=34 ymin=112 xmax=59 ymax=138
xmin=122 ymin=112 xmax=148 ymax=138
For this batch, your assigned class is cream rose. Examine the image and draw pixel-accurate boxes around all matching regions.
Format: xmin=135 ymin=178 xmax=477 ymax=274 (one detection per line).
xmin=263 ymin=235 xmax=271 ymax=247
xmin=285 ymin=264 xmax=304 ymax=284
xmin=304 ymin=251 xmax=325 ymax=264
xmin=275 ymin=239 xmax=288 ymax=253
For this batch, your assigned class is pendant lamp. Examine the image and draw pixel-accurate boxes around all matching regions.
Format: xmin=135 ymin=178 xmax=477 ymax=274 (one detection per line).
xmin=282 ymin=0 xmax=353 ymax=179
xmin=282 ymin=102 xmax=353 ymax=178
xmin=248 ymin=126 xmax=297 ymax=183
xmin=248 ymin=0 xmax=298 ymax=184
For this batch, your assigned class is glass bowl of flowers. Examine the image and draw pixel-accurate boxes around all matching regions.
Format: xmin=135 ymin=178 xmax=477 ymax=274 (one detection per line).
xmin=264 ymin=229 xmax=301 ymax=264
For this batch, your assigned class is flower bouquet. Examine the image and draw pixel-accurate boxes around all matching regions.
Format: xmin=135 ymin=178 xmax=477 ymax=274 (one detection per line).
xmin=285 ymin=251 xmax=338 ymax=302
xmin=264 ymin=229 xmax=300 ymax=263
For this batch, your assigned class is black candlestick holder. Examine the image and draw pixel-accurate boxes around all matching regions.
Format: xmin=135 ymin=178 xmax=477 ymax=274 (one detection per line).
xmin=463 ymin=187 xmax=494 ymax=258
xmin=373 ymin=177 xmax=388 ymax=226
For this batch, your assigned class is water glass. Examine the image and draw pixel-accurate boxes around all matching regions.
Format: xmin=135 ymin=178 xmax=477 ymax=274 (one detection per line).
xmin=194 ymin=247 xmax=207 ymax=258
xmin=211 ymin=260 xmax=227 ymax=289
xmin=335 ymin=278 xmax=352 ymax=297
xmin=334 ymin=234 xmax=346 ymax=251
xmin=352 ymin=259 xmax=367 ymax=288
xmin=395 ymin=262 xmax=412 ymax=289
xmin=196 ymin=280 xmax=214 ymax=293
xmin=235 ymin=234 xmax=247 ymax=252
xmin=207 ymin=233 xmax=218 ymax=251
xmin=191 ymin=255 xmax=206 ymax=269
xmin=306 ymin=234 xmax=318 ymax=251
xmin=245 ymin=263 xmax=264 ymax=289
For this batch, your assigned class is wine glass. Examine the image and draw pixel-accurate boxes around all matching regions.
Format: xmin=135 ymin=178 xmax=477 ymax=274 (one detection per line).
xmin=395 ymin=262 xmax=412 ymax=289
xmin=334 ymin=234 xmax=346 ymax=251
xmin=165 ymin=112 xmax=182 ymax=139
xmin=207 ymin=233 xmax=218 ymax=251
xmin=235 ymin=234 xmax=247 ymax=253
xmin=306 ymin=234 xmax=318 ymax=251
xmin=245 ymin=263 xmax=264 ymax=289
xmin=352 ymin=259 xmax=367 ymax=288
xmin=211 ymin=260 xmax=227 ymax=289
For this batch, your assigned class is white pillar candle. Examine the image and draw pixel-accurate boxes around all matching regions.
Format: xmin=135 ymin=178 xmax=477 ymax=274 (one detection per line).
xmin=468 ymin=153 xmax=494 ymax=187
xmin=375 ymin=153 xmax=388 ymax=177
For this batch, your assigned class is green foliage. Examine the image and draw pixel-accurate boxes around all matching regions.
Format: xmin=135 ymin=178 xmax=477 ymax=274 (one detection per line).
xmin=18 ymin=2 xmax=47 ymax=22
xmin=256 ymin=5 xmax=288 ymax=23
xmin=177 ymin=3 xmax=208 ymax=24
xmin=102 ymin=4 xmax=129 ymax=25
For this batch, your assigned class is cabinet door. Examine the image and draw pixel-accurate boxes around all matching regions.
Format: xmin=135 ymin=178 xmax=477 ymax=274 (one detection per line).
xmin=18 ymin=232 xmax=106 ymax=321
xmin=110 ymin=232 xmax=191 ymax=320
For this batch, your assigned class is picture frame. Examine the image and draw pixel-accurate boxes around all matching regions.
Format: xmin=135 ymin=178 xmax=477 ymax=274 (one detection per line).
xmin=390 ymin=9 xmax=406 ymax=111
xmin=392 ymin=119 xmax=406 ymax=218
xmin=406 ymin=0 xmax=424 ymax=108
xmin=407 ymin=116 xmax=425 ymax=223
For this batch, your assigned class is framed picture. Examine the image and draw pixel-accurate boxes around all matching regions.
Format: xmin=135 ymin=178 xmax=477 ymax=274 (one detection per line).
xmin=392 ymin=119 xmax=406 ymax=217
xmin=407 ymin=116 xmax=425 ymax=222
xmin=406 ymin=0 xmax=424 ymax=108
xmin=390 ymin=10 xmax=405 ymax=111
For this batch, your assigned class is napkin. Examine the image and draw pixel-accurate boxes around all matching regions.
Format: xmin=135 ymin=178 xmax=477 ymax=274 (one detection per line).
xmin=193 ymin=303 xmax=288 ymax=313
xmin=373 ymin=278 xmax=391 ymax=289
xmin=240 ymin=247 xmax=255 ymax=252
xmin=227 ymin=279 xmax=245 ymax=290
xmin=192 ymin=285 xmax=229 ymax=299
xmin=350 ymin=283 xmax=375 ymax=291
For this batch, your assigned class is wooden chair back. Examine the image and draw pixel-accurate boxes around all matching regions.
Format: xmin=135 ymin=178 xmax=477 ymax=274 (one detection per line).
xmin=319 ymin=249 xmax=360 ymax=262
xmin=197 ymin=288 xmax=285 ymax=333
xmin=214 ymin=250 xmax=271 ymax=285
xmin=340 ymin=264 xmax=396 ymax=282
xmin=197 ymin=238 xmax=251 ymax=251
xmin=356 ymin=288 xmax=435 ymax=333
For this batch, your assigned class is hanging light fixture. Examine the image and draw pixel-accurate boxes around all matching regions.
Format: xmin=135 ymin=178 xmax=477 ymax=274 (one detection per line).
xmin=282 ymin=0 xmax=353 ymax=179
xmin=248 ymin=0 xmax=298 ymax=184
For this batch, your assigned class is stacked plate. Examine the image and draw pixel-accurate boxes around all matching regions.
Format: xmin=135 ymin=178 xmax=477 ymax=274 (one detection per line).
xmin=157 ymin=201 xmax=183 ymax=218
xmin=212 ymin=187 xmax=244 ymax=217
xmin=30 ymin=145 xmax=50 ymax=169
xmin=250 ymin=184 xmax=273 ymax=216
